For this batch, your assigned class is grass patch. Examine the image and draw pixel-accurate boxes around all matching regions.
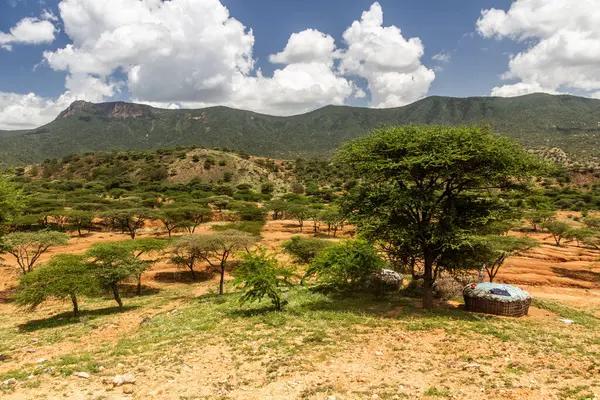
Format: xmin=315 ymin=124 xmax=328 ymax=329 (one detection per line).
xmin=533 ymin=299 xmax=600 ymax=326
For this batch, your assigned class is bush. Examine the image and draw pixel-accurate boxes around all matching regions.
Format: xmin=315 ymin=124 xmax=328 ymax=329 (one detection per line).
xmin=306 ymin=240 xmax=385 ymax=290
xmin=234 ymin=249 xmax=294 ymax=311
xmin=236 ymin=204 xmax=267 ymax=222
xmin=282 ymin=236 xmax=333 ymax=264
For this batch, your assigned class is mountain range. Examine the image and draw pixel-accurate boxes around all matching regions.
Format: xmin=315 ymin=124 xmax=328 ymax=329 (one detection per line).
xmin=2 ymin=93 xmax=600 ymax=165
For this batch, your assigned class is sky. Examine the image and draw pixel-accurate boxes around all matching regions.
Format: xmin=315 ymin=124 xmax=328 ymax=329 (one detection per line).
xmin=0 ymin=0 xmax=598 ymax=130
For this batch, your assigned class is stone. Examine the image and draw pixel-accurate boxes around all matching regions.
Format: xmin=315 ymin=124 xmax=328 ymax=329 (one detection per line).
xmin=371 ymin=395 xmax=381 ymax=400
xmin=36 ymin=358 xmax=46 ymax=363
xmin=327 ymin=397 xmax=337 ymax=400
xmin=122 ymin=384 xmax=134 ymax=394
xmin=0 ymin=354 xmax=9 ymax=361
xmin=370 ymin=269 xmax=403 ymax=293
xmin=1 ymin=378 xmax=17 ymax=387
xmin=27 ymin=349 xmax=36 ymax=353
xmin=375 ymin=351 xmax=383 ymax=356
xmin=105 ymin=373 xmax=136 ymax=387
xmin=74 ymin=372 xmax=89 ymax=379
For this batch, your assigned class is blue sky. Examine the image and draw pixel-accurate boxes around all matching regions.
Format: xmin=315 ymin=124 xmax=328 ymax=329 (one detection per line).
xmin=0 ymin=0 xmax=597 ymax=129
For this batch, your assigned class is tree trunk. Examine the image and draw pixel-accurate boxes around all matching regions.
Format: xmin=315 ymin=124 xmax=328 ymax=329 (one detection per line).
xmin=71 ymin=294 xmax=79 ymax=316
xmin=189 ymin=266 xmax=197 ymax=281
xmin=112 ymin=284 xmax=123 ymax=309
xmin=130 ymin=229 xmax=136 ymax=239
xmin=136 ymin=274 xmax=142 ymax=296
xmin=219 ymin=266 xmax=225 ymax=295
xmin=77 ymin=227 xmax=82 ymax=237
xmin=422 ymin=257 xmax=434 ymax=310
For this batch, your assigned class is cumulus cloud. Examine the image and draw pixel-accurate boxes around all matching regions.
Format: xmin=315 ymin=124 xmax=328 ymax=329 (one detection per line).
xmin=1 ymin=0 xmax=435 ymax=128
xmin=0 ymin=15 xmax=57 ymax=48
xmin=269 ymin=29 xmax=338 ymax=65
xmin=477 ymin=0 xmax=600 ymax=97
xmin=0 ymin=75 xmax=116 ymax=130
xmin=339 ymin=2 xmax=435 ymax=108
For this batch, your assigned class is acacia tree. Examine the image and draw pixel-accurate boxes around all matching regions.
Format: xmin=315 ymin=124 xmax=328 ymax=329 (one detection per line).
xmin=180 ymin=206 xmax=212 ymax=233
xmin=86 ymin=243 xmax=146 ymax=308
xmin=104 ymin=209 xmax=153 ymax=239
xmin=178 ymin=230 xmax=257 ymax=294
xmin=14 ymin=254 xmax=98 ymax=316
xmin=320 ymin=207 xmax=346 ymax=237
xmin=116 ymin=238 xmax=168 ymax=295
xmin=157 ymin=207 xmax=187 ymax=238
xmin=2 ymin=231 xmax=70 ymax=275
xmin=442 ymin=235 xmax=538 ymax=283
xmin=287 ymin=204 xmax=310 ymax=232
xmin=336 ymin=125 xmax=545 ymax=309
xmin=524 ymin=210 xmax=556 ymax=232
xmin=543 ymin=221 xmax=571 ymax=246
xmin=67 ymin=210 xmax=95 ymax=236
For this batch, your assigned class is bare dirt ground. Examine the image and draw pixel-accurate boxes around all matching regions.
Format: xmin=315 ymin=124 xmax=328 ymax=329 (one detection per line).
xmin=1 ymin=219 xmax=599 ymax=399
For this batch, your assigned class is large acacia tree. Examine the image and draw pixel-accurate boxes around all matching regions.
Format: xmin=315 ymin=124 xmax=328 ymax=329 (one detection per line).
xmin=336 ymin=125 xmax=545 ymax=309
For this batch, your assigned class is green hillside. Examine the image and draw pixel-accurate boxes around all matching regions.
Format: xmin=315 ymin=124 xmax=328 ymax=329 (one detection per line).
xmin=2 ymin=93 xmax=600 ymax=165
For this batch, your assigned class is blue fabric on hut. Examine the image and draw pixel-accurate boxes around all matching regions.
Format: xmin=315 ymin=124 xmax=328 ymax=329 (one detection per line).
xmin=463 ymin=282 xmax=531 ymax=303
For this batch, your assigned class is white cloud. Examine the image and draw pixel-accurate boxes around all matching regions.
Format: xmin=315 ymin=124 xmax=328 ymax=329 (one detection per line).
xmin=432 ymin=52 xmax=451 ymax=63
xmin=0 ymin=75 xmax=116 ymax=130
xmin=1 ymin=0 xmax=435 ymax=129
xmin=269 ymin=29 xmax=338 ymax=65
xmin=478 ymin=0 xmax=600 ymax=97
xmin=0 ymin=15 xmax=57 ymax=48
xmin=41 ymin=9 xmax=59 ymax=22
xmin=339 ymin=2 xmax=435 ymax=108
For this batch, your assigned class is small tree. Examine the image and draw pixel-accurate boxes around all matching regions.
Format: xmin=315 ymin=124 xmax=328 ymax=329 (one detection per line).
xmin=180 ymin=206 xmax=212 ymax=233
xmin=320 ymin=207 xmax=346 ymax=237
xmin=191 ymin=230 xmax=257 ymax=294
xmin=565 ymin=228 xmax=596 ymax=246
xmin=306 ymin=240 xmax=385 ymax=290
xmin=2 ymin=231 xmax=69 ymax=275
xmin=543 ymin=221 xmax=571 ymax=246
xmin=171 ymin=235 xmax=203 ymax=280
xmin=234 ymin=249 xmax=294 ymax=311
xmin=444 ymin=236 xmax=538 ymax=282
xmin=104 ymin=209 xmax=153 ymax=239
xmin=87 ymin=244 xmax=146 ymax=308
xmin=287 ymin=204 xmax=310 ymax=232
xmin=267 ymin=200 xmax=289 ymax=220
xmin=116 ymin=238 xmax=168 ymax=295
xmin=524 ymin=210 xmax=556 ymax=232
xmin=157 ymin=207 xmax=187 ymax=238
xmin=14 ymin=254 xmax=98 ymax=316
xmin=67 ymin=210 xmax=95 ymax=236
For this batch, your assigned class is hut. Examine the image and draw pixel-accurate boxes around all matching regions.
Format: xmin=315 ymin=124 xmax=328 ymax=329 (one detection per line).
xmin=463 ymin=282 xmax=531 ymax=317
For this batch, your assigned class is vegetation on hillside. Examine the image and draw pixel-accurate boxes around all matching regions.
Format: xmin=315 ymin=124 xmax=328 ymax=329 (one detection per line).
xmin=3 ymin=93 xmax=600 ymax=165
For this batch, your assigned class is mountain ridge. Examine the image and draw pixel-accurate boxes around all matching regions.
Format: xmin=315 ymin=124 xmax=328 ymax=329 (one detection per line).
xmin=2 ymin=92 xmax=600 ymax=165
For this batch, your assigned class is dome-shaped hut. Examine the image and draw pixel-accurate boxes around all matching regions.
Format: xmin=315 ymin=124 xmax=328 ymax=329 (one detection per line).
xmin=463 ymin=282 xmax=531 ymax=317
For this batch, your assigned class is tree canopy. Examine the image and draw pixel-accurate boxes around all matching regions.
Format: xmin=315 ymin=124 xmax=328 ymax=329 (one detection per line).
xmin=14 ymin=254 xmax=98 ymax=316
xmin=335 ymin=125 xmax=546 ymax=308
xmin=2 ymin=231 xmax=70 ymax=275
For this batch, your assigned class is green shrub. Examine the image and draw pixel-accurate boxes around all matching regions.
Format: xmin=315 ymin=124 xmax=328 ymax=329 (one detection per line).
xmin=306 ymin=240 xmax=385 ymax=290
xmin=234 ymin=249 xmax=294 ymax=311
xmin=236 ymin=204 xmax=267 ymax=222
xmin=282 ymin=236 xmax=333 ymax=264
